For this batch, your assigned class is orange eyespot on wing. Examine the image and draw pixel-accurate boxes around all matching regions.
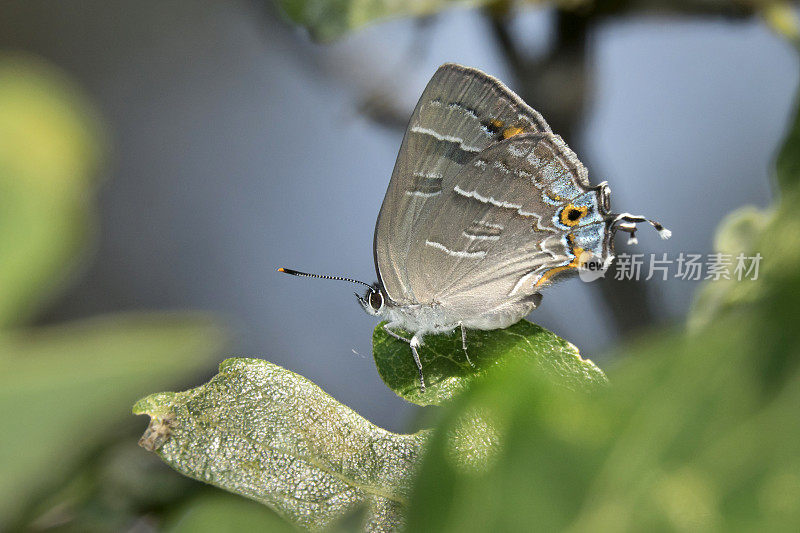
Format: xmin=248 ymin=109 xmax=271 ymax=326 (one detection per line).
xmin=559 ymin=204 xmax=588 ymax=227
xmin=484 ymin=119 xmax=526 ymax=140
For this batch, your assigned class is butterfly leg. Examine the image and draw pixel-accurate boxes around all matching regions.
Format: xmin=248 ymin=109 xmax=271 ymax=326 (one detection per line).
xmin=383 ymin=323 xmax=426 ymax=392
xmin=409 ymin=335 xmax=426 ymax=392
xmin=382 ymin=322 xmax=411 ymax=343
xmin=460 ymin=323 xmax=475 ymax=368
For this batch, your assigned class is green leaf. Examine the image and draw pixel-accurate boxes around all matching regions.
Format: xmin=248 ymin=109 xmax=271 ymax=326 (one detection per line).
xmin=0 ymin=313 xmax=225 ymax=529
xmin=0 ymin=53 xmax=104 ymax=327
xmin=166 ymin=492 xmax=295 ymax=533
xmin=134 ymin=358 xmax=428 ymax=532
xmin=274 ymin=0 xmax=483 ymax=42
xmin=373 ymin=319 xmax=607 ymax=406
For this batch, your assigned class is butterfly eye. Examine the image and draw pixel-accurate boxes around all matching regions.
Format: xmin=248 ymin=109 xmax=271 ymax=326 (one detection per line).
xmin=369 ymin=290 xmax=383 ymax=311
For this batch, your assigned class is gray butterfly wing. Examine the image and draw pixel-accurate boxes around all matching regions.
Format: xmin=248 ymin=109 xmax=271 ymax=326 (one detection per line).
xmin=374 ymin=63 xmax=551 ymax=305
xmin=404 ymin=133 xmax=611 ymax=319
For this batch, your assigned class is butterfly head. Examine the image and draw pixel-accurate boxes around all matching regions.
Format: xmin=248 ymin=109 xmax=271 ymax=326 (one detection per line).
xmin=277 ymin=267 xmax=387 ymax=315
xmin=607 ymin=212 xmax=671 ymax=246
xmin=587 ymin=182 xmax=670 ymax=247
xmin=356 ymin=284 xmax=385 ymax=316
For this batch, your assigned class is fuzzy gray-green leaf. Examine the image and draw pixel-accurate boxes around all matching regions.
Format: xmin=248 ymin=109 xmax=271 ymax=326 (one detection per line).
xmin=134 ymin=358 xmax=428 ymax=532
xmin=373 ymin=319 xmax=607 ymax=406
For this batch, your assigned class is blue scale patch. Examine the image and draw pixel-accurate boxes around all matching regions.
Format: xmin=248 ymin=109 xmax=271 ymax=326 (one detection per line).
xmin=571 ymin=191 xmax=604 ymax=225
xmin=571 ymin=222 xmax=606 ymax=256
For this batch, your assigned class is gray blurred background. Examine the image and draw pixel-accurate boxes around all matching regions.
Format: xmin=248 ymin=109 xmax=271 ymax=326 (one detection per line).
xmin=2 ymin=0 xmax=796 ymax=431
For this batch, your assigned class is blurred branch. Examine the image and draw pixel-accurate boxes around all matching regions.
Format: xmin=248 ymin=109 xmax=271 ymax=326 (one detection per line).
xmin=613 ymin=0 xmax=754 ymax=18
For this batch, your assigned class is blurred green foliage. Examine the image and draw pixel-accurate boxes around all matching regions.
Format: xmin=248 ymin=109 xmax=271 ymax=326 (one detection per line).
xmin=0 ymin=314 xmax=226 ymax=527
xmin=776 ymin=65 xmax=800 ymax=190
xmin=165 ymin=493 xmax=296 ymax=533
xmin=408 ymin=313 xmax=800 ymax=530
xmin=0 ymin=54 xmax=228 ymax=530
xmin=688 ymin=205 xmax=770 ymax=330
xmin=0 ymin=54 xmax=102 ymax=328
xmin=373 ymin=319 xmax=606 ymax=406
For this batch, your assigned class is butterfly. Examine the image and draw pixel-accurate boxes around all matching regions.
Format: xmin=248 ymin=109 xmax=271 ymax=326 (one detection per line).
xmin=280 ymin=63 xmax=669 ymax=391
